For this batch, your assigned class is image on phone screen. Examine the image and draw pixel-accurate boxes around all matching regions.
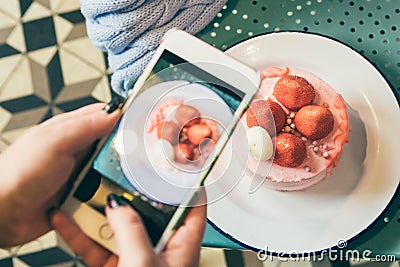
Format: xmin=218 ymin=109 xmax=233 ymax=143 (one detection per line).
xmin=72 ymin=50 xmax=248 ymax=246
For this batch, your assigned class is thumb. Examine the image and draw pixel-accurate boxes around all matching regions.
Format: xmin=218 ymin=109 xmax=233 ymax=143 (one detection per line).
xmin=51 ymin=103 xmax=121 ymax=154
xmin=105 ymin=194 xmax=157 ymax=266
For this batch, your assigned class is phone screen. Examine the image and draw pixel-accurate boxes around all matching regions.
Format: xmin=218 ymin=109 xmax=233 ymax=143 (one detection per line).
xmin=72 ymin=50 xmax=247 ymax=245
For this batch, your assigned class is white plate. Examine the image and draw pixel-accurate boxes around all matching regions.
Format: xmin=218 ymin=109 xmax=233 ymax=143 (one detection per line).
xmin=118 ymin=80 xmax=233 ymax=205
xmin=207 ymin=32 xmax=400 ymax=253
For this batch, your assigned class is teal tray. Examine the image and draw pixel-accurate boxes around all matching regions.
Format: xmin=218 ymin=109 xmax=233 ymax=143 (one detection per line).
xmin=196 ymin=0 xmax=399 ymax=258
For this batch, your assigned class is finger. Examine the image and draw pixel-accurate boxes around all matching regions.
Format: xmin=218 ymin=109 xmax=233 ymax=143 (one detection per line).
xmin=105 ymin=199 xmax=156 ymax=265
xmin=41 ymin=103 xmax=108 ymax=127
xmin=166 ymin=204 xmax=207 ymax=251
xmin=161 ymin=205 xmax=207 ymax=266
xmin=51 ymin=210 xmax=117 ymax=267
xmin=48 ymin=105 xmax=121 ymax=154
xmin=162 ymin=190 xmax=207 ymax=266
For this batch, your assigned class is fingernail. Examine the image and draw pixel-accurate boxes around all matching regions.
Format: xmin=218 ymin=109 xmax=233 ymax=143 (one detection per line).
xmin=102 ymin=100 xmax=121 ymax=114
xmin=107 ymin=193 xmax=127 ymax=209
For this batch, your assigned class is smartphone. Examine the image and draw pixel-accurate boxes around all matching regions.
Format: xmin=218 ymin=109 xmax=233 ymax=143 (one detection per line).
xmin=61 ymin=29 xmax=260 ymax=254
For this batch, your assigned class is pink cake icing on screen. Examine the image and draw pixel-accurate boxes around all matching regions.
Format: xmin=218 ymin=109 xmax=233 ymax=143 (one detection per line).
xmin=245 ymin=67 xmax=350 ymax=191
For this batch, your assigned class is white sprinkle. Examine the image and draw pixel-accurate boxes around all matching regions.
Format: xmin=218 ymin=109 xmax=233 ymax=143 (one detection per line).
xmin=290 ymin=123 xmax=296 ymax=129
xmin=301 ymin=137 xmax=308 ymax=142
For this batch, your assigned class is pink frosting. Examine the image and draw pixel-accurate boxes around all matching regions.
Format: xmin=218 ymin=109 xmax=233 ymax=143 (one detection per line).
xmin=146 ymin=98 xmax=184 ymax=133
xmin=324 ymin=95 xmax=351 ymax=169
xmin=261 ymin=66 xmax=289 ymax=79
xmin=245 ymin=67 xmax=351 ymax=191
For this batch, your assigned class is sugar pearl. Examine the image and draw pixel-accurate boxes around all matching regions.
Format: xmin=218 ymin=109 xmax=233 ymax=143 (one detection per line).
xmin=323 ymin=152 xmax=330 ymax=158
xmin=286 ymin=118 xmax=292 ymax=124
xmin=313 ymin=147 xmax=319 ymax=153
xmin=312 ymin=141 xmax=318 ymax=146
xmin=305 ymin=166 xmax=311 ymax=172
xmin=322 ymin=144 xmax=328 ymax=150
xmin=301 ymin=137 xmax=308 ymax=142
xmin=289 ymin=112 xmax=295 ymax=118
xmin=284 ymin=126 xmax=292 ymax=132
xmin=290 ymin=123 xmax=296 ymax=129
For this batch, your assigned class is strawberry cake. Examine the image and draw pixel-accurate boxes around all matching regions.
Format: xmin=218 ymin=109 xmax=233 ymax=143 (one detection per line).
xmin=245 ymin=67 xmax=350 ymax=191
xmin=146 ymin=99 xmax=218 ymax=170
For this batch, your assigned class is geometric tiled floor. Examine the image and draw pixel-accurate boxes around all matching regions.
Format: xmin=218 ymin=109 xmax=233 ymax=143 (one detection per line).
xmin=0 ymin=1 xmax=399 ymax=267
xmin=0 ymin=0 xmax=111 ymax=145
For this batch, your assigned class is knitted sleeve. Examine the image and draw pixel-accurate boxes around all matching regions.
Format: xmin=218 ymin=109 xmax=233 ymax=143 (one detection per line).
xmin=80 ymin=0 xmax=227 ymax=97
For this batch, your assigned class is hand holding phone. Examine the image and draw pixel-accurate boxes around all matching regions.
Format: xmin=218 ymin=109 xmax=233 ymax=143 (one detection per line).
xmin=61 ymin=29 xmax=260 ymax=254
xmin=52 ymin=192 xmax=207 ymax=267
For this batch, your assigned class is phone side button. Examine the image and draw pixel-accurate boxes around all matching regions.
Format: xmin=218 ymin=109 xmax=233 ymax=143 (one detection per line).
xmin=99 ymin=223 xmax=114 ymax=240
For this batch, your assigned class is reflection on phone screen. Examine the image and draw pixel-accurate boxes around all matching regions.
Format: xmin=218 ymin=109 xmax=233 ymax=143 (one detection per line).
xmin=73 ymin=51 xmax=246 ymax=245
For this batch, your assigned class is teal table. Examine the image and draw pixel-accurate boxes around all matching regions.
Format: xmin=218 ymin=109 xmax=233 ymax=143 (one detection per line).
xmin=195 ymin=0 xmax=400 ymax=258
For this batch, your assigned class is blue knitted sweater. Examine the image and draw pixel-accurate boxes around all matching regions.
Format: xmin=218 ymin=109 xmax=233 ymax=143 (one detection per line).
xmin=80 ymin=0 xmax=227 ymax=96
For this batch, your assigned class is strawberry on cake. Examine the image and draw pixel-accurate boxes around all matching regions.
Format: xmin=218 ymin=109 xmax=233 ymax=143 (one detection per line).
xmin=245 ymin=67 xmax=350 ymax=191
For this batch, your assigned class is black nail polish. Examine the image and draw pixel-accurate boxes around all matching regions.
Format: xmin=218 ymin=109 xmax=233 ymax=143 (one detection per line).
xmin=103 ymin=100 xmax=121 ymax=114
xmin=107 ymin=194 xmax=127 ymax=209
